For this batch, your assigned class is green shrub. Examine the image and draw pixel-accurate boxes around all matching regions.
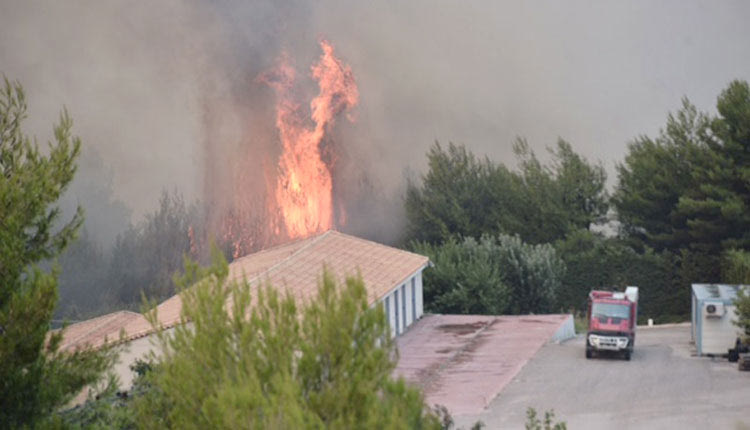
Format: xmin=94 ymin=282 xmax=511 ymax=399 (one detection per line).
xmin=131 ymin=248 xmax=441 ymax=429
xmin=413 ymin=234 xmax=565 ymax=315
xmin=525 ymin=407 xmax=566 ymax=430
xmin=555 ymin=230 xmax=696 ymax=323
xmin=722 ymin=249 xmax=750 ymax=284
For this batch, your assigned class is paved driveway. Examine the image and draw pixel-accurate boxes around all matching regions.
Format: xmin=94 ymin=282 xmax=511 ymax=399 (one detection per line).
xmin=454 ymin=324 xmax=750 ymax=430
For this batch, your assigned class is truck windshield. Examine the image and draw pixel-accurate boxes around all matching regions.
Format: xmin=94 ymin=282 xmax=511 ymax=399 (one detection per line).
xmin=592 ymin=303 xmax=629 ymax=319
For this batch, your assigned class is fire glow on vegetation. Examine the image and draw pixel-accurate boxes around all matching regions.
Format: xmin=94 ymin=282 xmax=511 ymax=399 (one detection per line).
xmin=262 ymin=40 xmax=358 ymax=239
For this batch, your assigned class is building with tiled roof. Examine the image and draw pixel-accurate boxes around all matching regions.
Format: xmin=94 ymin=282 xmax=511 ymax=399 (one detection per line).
xmin=148 ymin=230 xmax=429 ymax=337
xmin=59 ymin=230 xmax=430 ymax=388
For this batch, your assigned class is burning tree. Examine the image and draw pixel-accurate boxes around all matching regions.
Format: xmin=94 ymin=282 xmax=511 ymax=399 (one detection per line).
xmin=263 ymin=40 xmax=359 ymax=239
xmin=204 ymin=40 xmax=359 ymax=259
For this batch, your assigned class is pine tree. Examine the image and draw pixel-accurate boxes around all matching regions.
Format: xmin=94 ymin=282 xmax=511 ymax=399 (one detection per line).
xmin=412 ymin=234 xmax=565 ymax=315
xmin=134 ymin=249 xmax=441 ymax=429
xmin=678 ymin=80 xmax=750 ymax=251
xmin=0 ymin=77 xmax=116 ymax=428
xmin=405 ymin=140 xmax=607 ymax=246
xmin=613 ymin=98 xmax=713 ymax=251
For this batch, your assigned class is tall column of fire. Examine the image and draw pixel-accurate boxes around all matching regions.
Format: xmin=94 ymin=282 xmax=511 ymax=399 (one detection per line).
xmin=262 ymin=40 xmax=358 ymax=239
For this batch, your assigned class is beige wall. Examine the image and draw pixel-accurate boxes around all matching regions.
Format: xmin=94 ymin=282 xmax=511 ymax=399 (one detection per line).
xmin=113 ymin=332 xmax=165 ymax=390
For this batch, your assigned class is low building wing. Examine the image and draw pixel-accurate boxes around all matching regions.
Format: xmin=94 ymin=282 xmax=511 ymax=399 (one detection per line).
xmin=60 ymin=230 xmax=430 ymax=351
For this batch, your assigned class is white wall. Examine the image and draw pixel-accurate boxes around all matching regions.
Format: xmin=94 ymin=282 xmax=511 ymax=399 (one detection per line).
xmin=691 ymin=293 xmax=697 ymax=342
xmin=701 ymin=305 xmax=741 ymax=355
xmin=550 ymin=314 xmax=576 ymax=342
xmin=381 ymin=268 xmax=425 ymax=338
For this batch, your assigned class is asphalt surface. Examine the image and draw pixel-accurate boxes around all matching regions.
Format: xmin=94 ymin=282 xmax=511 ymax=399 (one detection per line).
xmin=454 ymin=324 xmax=750 ymax=430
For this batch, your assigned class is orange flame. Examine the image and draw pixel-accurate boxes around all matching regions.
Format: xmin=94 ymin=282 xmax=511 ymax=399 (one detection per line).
xmin=263 ymin=40 xmax=358 ymax=239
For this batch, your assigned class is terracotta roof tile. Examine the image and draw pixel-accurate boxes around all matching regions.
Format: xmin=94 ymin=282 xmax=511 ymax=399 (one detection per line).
xmin=58 ymin=311 xmax=148 ymax=352
xmin=59 ymin=230 xmax=428 ymax=351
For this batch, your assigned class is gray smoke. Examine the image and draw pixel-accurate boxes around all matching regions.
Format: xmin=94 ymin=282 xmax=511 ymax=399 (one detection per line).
xmin=2 ymin=0 xmax=749 ymax=245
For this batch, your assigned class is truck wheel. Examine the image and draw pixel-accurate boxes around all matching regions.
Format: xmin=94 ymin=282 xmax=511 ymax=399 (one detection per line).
xmin=586 ymin=348 xmax=592 ymax=359
xmin=728 ymin=348 xmax=739 ymax=362
xmin=624 ymin=350 xmax=631 ymax=361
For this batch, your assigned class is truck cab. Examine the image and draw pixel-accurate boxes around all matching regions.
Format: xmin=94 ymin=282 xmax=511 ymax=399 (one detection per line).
xmin=586 ymin=286 xmax=638 ymax=360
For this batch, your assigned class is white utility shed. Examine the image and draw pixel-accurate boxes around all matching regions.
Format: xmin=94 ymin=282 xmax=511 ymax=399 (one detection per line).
xmin=691 ymin=283 xmax=748 ymax=355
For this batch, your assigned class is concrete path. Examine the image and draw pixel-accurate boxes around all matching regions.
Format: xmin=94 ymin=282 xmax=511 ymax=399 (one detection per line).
xmin=454 ymin=324 xmax=750 ymax=429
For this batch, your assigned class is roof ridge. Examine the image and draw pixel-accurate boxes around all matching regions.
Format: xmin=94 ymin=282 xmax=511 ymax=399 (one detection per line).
xmin=230 ymin=234 xmax=316 ymax=265
xmin=254 ymin=230 xmax=429 ymax=300
xmin=59 ymin=311 xmax=143 ymax=350
xmin=327 ymin=230 xmax=427 ymax=260
xmin=323 ymin=231 xmax=429 ymax=302
xmin=237 ymin=230 xmax=333 ymax=285
xmin=63 ymin=310 xmax=139 ymax=330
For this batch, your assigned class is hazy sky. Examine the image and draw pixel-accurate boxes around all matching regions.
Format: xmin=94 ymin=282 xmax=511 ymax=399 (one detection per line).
xmin=2 ymin=0 xmax=749 ymax=223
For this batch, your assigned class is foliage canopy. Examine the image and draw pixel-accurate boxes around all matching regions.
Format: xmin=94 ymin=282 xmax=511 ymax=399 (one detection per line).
xmin=405 ymin=139 xmax=607 ymax=246
xmin=722 ymin=249 xmax=750 ymax=338
xmin=413 ymin=234 xmax=565 ymax=315
xmin=615 ymin=81 xmax=750 ymax=255
xmin=0 ymin=77 xmax=116 ymax=428
xmin=132 ymin=249 xmax=441 ymax=429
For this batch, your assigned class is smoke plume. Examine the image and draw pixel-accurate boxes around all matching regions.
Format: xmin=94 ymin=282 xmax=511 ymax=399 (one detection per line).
xmin=2 ymin=0 xmax=749 ymax=247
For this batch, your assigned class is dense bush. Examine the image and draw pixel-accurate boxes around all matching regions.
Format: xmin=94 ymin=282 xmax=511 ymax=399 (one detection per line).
xmin=733 ymin=289 xmax=750 ymax=339
xmin=554 ymin=230 xmax=707 ymax=323
xmin=722 ymin=249 xmax=750 ymax=284
xmin=411 ymin=236 xmax=510 ymax=315
xmin=129 ymin=250 xmax=442 ymax=429
xmin=722 ymin=249 xmax=750 ymax=339
xmin=413 ymin=234 xmax=565 ymax=315
xmin=58 ymin=363 xmax=147 ymax=429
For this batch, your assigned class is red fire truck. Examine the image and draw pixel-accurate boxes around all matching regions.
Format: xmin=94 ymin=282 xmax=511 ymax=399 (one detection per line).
xmin=585 ymin=286 xmax=639 ymax=361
